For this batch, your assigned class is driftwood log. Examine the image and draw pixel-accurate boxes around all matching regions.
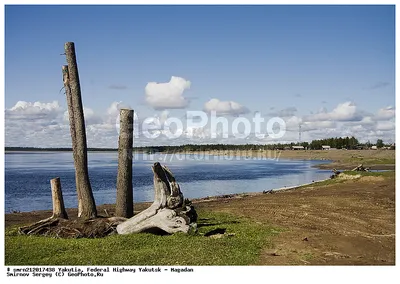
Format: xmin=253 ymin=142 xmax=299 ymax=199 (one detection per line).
xmin=352 ymin=164 xmax=370 ymax=172
xmin=117 ymin=162 xmax=197 ymax=235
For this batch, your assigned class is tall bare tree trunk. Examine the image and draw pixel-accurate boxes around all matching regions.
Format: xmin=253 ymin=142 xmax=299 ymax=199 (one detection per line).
xmin=116 ymin=109 xmax=134 ymax=218
xmin=62 ymin=65 xmax=83 ymax=215
xmin=50 ymin=177 xmax=68 ymax=219
xmin=64 ymin=42 xmax=97 ymax=219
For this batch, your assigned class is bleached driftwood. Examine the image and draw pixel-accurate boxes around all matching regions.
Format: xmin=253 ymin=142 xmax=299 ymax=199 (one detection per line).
xmin=116 ymin=162 xmax=197 ymax=235
xmin=352 ymin=164 xmax=370 ymax=172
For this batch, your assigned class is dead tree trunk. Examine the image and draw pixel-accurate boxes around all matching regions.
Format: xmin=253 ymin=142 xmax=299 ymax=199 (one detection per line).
xmin=116 ymin=109 xmax=134 ymax=218
xmin=64 ymin=42 xmax=97 ymax=219
xmin=116 ymin=162 xmax=197 ymax=235
xmin=50 ymin=177 xmax=68 ymax=219
xmin=62 ymin=65 xmax=83 ymax=215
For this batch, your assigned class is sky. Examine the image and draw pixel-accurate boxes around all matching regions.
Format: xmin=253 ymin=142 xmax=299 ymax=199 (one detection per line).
xmin=4 ymin=4 xmax=396 ymax=148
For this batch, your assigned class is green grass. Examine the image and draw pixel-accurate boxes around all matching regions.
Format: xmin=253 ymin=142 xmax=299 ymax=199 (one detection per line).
xmin=5 ymin=211 xmax=277 ymax=266
xmin=295 ymin=170 xmax=395 ymax=190
xmin=343 ymin=157 xmax=395 ymax=165
xmin=302 ymin=252 xmax=314 ymax=261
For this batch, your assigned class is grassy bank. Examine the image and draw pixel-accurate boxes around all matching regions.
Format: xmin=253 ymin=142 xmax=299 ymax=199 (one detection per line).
xmin=5 ymin=210 xmax=278 ymax=266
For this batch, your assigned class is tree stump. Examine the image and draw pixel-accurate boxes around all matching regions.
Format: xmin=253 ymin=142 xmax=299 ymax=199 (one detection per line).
xmin=50 ymin=177 xmax=68 ymax=219
xmin=116 ymin=162 xmax=197 ymax=235
xmin=19 ymin=177 xmax=68 ymax=235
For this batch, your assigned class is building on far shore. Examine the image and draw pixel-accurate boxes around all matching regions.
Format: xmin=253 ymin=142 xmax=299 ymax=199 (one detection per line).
xmin=322 ymin=145 xmax=331 ymax=150
xmin=292 ymin=146 xmax=305 ymax=150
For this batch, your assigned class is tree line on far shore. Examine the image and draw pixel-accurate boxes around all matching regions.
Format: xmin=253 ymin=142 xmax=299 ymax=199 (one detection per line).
xmin=5 ymin=136 xmax=394 ymax=153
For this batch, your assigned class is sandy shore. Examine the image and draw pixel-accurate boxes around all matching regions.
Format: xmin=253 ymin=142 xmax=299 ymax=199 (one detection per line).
xmin=167 ymin=149 xmax=395 ymax=170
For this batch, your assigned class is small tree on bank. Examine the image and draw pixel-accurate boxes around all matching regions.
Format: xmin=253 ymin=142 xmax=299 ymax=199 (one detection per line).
xmin=376 ymin=139 xmax=384 ymax=149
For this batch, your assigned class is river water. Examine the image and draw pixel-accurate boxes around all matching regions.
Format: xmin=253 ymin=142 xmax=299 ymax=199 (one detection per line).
xmin=4 ymin=151 xmax=332 ymax=212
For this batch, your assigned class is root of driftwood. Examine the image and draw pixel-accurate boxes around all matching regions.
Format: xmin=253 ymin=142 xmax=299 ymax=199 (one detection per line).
xmin=18 ymin=216 xmax=128 ymax=238
xmin=19 ymin=217 xmax=59 ymax=235
xmin=117 ymin=162 xmax=197 ymax=235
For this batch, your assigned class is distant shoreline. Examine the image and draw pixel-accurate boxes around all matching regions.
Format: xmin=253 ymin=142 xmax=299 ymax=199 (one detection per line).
xmin=5 ymin=148 xmax=395 ymax=171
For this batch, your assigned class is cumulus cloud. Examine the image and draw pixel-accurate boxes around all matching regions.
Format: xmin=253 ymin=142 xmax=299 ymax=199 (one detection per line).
xmin=203 ymin=98 xmax=250 ymax=116
xmin=285 ymin=116 xmax=302 ymax=131
xmin=5 ymin=98 xmax=396 ymax=148
xmin=63 ymin=107 xmax=102 ymax=125
xmin=5 ymin=101 xmax=134 ymax=148
xmin=304 ymin=101 xmax=362 ymax=122
xmin=106 ymin=101 xmax=131 ymax=116
xmin=285 ymin=116 xmax=336 ymax=132
xmin=145 ymin=76 xmax=191 ymax=110
xmin=5 ymin=101 xmax=66 ymax=147
xmin=374 ymin=106 xmax=395 ymax=121
xmin=6 ymin=101 xmax=63 ymax=120
xmin=302 ymin=121 xmax=336 ymax=132
xmin=376 ymin=121 xmax=395 ymax=131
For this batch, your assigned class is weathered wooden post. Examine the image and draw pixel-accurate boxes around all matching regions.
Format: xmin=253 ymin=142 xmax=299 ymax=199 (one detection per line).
xmin=116 ymin=109 xmax=134 ymax=218
xmin=62 ymin=65 xmax=83 ymax=216
xmin=64 ymin=42 xmax=97 ymax=219
xmin=50 ymin=177 xmax=68 ymax=219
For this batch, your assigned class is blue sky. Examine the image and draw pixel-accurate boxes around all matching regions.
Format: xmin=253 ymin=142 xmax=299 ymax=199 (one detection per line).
xmin=4 ymin=5 xmax=396 ymax=147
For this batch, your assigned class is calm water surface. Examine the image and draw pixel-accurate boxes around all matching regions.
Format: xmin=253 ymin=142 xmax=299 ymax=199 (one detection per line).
xmin=4 ymin=151 xmax=332 ymax=212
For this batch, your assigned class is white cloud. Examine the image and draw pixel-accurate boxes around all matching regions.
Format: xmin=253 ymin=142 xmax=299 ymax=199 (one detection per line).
xmin=376 ymin=121 xmax=395 ymax=131
xmin=302 ymin=121 xmax=336 ymax=132
xmin=10 ymin=100 xmax=61 ymax=112
xmin=5 ymin=98 xmax=396 ymax=147
xmin=285 ymin=116 xmax=336 ymax=132
xmin=5 ymin=101 xmax=132 ymax=148
xmin=358 ymin=116 xmax=375 ymax=126
xmin=63 ymin=107 xmax=102 ymax=125
xmin=106 ymin=101 xmax=131 ymax=117
xmin=145 ymin=76 xmax=191 ymax=110
xmin=304 ymin=101 xmax=361 ymax=122
xmin=285 ymin=116 xmax=302 ymax=131
xmin=204 ymin=98 xmax=249 ymax=116
xmin=374 ymin=106 xmax=395 ymax=121
xmin=7 ymin=100 xmax=63 ymax=120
